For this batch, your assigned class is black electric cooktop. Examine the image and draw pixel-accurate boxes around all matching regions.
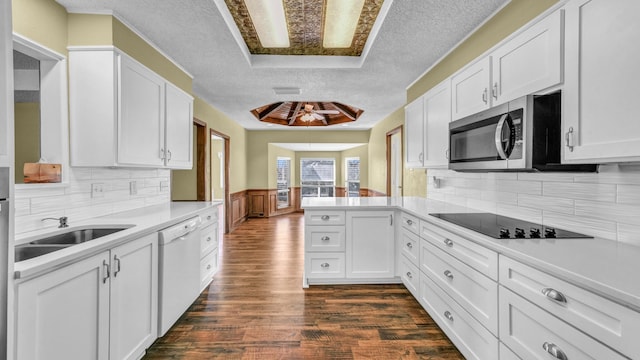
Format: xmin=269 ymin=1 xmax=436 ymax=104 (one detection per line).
xmin=429 ymin=213 xmax=592 ymax=239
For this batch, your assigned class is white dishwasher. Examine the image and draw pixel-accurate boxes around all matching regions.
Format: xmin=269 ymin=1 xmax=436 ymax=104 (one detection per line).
xmin=158 ymin=216 xmax=202 ymax=336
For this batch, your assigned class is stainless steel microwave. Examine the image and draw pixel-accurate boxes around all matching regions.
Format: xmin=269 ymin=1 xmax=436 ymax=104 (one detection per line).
xmin=448 ymin=92 xmax=596 ymax=172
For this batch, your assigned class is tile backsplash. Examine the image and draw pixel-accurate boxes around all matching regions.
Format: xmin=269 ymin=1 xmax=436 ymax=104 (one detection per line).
xmin=427 ymin=164 xmax=640 ymax=246
xmin=15 ymin=167 xmax=171 ymax=234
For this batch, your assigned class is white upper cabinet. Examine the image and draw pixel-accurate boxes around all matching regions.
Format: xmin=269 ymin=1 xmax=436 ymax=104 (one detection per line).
xmin=562 ymin=0 xmax=640 ymax=163
xmin=451 ymin=57 xmax=491 ymax=120
xmin=164 ymin=82 xmax=194 ymax=169
xmin=405 ymin=95 xmax=426 ymax=167
xmin=490 ymin=9 xmax=563 ymax=106
xmin=423 ymin=80 xmax=451 ymax=168
xmin=69 ymin=48 xmax=193 ymax=169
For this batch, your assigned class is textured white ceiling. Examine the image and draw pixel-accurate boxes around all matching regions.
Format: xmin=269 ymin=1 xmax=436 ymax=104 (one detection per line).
xmin=55 ymin=0 xmax=509 ymax=130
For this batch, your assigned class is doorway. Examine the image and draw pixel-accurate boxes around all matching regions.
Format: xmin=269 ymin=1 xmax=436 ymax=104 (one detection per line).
xmin=210 ymin=129 xmax=230 ymax=234
xmin=386 ymin=126 xmax=403 ymax=197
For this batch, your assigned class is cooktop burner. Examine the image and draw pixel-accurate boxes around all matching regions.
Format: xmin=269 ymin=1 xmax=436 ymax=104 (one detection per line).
xmin=429 ymin=213 xmax=592 ymax=239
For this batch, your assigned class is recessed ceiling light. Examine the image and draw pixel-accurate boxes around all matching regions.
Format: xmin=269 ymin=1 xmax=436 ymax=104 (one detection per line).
xmin=244 ymin=0 xmax=290 ymax=48
xmin=273 ymin=87 xmax=301 ymax=95
xmin=323 ymin=0 xmax=365 ymax=48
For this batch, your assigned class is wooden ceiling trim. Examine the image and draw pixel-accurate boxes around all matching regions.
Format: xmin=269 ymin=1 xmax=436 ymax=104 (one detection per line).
xmin=288 ymin=102 xmax=302 ymax=124
xmin=258 ymin=102 xmax=285 ymax=120
xmin=333 ymin=102 xmax=357 ymax=120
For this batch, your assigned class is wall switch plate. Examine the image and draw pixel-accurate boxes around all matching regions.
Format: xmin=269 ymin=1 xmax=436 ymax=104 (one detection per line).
xmin=129 ymin=181 xmax=137 ymax=195
xmin=91 ymin=183 xmax=105 ymax=198
xmin=160 ymin=180 xmax=169 ymax=192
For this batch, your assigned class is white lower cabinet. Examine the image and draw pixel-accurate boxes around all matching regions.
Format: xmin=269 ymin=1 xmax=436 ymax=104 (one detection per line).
xmin=499 ymin=286 xmax=627 ymax=360
xmin=499 ymin=343 xmax=521 ymax=360
xmin=399 ymin=255 xmax=419 ymax=298
xmin=346 ymin=211 xmax=395 ymax=279
xmin=419 ymin=272 xmax=498 ymax=360
xmin=198 ymin=207 xmax=219 ymax=291
xmin=15 ymin=234 xmax=158 ymax=360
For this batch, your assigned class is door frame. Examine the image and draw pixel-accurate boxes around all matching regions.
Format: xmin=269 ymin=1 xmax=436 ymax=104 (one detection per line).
xmin=210 ymin=129 xmax=231 ymax=234
xmin=386 ymin=125 xmax=403 ymax=196
xmin=194 ymin=118 xmax=207 ymax=201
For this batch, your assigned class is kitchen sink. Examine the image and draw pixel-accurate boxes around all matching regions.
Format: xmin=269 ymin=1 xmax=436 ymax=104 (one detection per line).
xmin=15 ymin=244 xmax=70 ymax=262
xmin=28 ymin=226 xmax=131 ymax=245
xmin=15 ymin=225 xmax=134 ymax=262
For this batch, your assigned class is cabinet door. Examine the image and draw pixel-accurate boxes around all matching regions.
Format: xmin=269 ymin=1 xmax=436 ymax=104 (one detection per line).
xmin=165 ymin=83 xmax=193 ymax=169
xmin=16 ymin=251 xmax=110 ymax=360
xmin=405 ymin=96 xmax=425 ymax=167
xmin=118 ymin=55 xmax=165 ymax=167
xmin=451 ymin=57 xmax=491 ymax=120
xmin=109 ymin=234 xmax=158 ymax=360
xmin=423 ymin=79 xmax=451 ymax=168
xmin=563 ymin=0 xmax=640 ymax=163
xmin=346 ymin=211 xmax=395 ymax=278
xmin=491 ymin=10 xmax=562 ymax=105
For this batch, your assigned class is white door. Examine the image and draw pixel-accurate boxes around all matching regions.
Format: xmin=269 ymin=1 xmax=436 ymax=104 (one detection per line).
xmin=423 ymin=79 xmax=451 ymax=168
xmin=346 ymin=211 xmax=395 ymax=279
xmin=16 ymin=251 xmax=110 ymax=360
xmin=165 ymin=83 xmax=193 ymax=169
xmin=404 ymin=96 xmax=425 ymax=167
xmin=391 ymin=131 xmax=402 ymax=197
xmin=451 ymin=57 xmax=491 ymax=120
xmin=563 ymin=0 xmax=640 ymax=163
xmin=109 ymin=234 xmax=158 ymax=360
xmin=118 ymin=55 xmax=165 ymax=167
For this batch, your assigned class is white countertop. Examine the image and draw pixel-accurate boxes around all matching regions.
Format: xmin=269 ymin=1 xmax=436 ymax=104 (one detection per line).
xmin=303 ymin=196 xmax=640 ymax=311
xmin=14 ymin=201 xmax=221 ymax=280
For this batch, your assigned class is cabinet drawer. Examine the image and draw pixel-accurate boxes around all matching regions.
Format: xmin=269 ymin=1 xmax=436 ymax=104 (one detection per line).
xmin=420 ymin=240 xmax=498 ymax=335
xmin=499 ymin=343 xmax=521 ymax=360
xmin=499 ymin=286 xmax=627 ymax=360
xmin=305 ymin=253 xmax=345 ymax=279
xmin=305 ymin=226 xmax=345 ymax=252
xmin=400 ymin=229 xmax=419 ymax=267
xmin=420 ymin=220 xmax=498 ymax=280
xmin=499 ymin=255 xmax=640 ymax=358
xmin=200 ymin=248 xmax=218 ymax=289
xmin=199 ymin=208 xmax=218 ymax=228
xmin=419 ymin=272 xmax=498 ymax=360
xmin=400 ymin=212 xmax=419 ymax=234
xmin=305 ymin=211 xmax=345 ymax=226
xmin=400 ymin=255 xmax=419 ymax=298
xmin=200 ymin=224 xmax=218 ymax=256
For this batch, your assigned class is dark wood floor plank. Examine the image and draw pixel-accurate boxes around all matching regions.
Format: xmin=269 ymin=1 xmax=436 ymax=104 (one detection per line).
xmin=144 ymin=214 xmax=463 ymax=359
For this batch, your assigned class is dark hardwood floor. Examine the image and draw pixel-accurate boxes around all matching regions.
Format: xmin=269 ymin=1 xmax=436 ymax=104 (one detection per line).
xmin=144 ymin=213 xmax=463 ymax=359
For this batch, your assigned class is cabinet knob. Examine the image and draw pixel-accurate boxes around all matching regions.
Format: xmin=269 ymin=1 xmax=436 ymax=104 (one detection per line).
xmin=444 ymin=270 xmax=454 ymax=280
xmin=444 ymin=310 xmax=454 ymax=321
xmin=207 ymin=237 xmax=212 ymax=242
xmin=320 ymin=263 xmax=330 ymax=268
xmin=406 ymin=219 xmax=413 ymax=226
xmin=542 ymin=288 xmax=567 ymax=304
xmin=406 ymin=272 xmax=413 ymax=279
xmin=543 ymin=342 xmax=568 ymax=360
xmin=207 ymin=215 xmax=212 ymax=220
xmin=321 ymin=215 xmax=330 ymax=221
xmin=444 ymin=238 xmax=454 ymax=247
xmin=206 ymin=264 xmax=211 ymax=270
xmin=406 ymin=242 xmax=413 ymax=249
xmin=321 ymin=236 xmax=330 ymax=241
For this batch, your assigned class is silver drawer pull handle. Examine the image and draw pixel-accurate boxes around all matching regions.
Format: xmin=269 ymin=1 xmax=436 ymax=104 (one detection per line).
xmin=444 ymin=238 xmax=454 ymax=247
xmin=103 ymin=260 xmax=110 ymax=284
xmin=321 ymin=236 xmax=330 ymax=241
xmin=542 ymin=288 xmax=567 ymax=304
xmin=444 ymin=310 xmax=454 ymax=321
xmin=320 ymin=263 xmax=330 ymax=268
xmin=406 ymin=242 xmax=413 ymax=249
xmin=321 ymin=215 xmax=330 ymax=221
xmin=406 ymin=272 xmax=413 ymax=279
xmin=406 ymin=219 xmax=413 ymax=226
xmin=207 ymin=215 xmax=212 ymax=220
xmin=444 ymin=270 xmax=454 ymax=280
xmin=543 ymin=342 xmax=568 ymax=360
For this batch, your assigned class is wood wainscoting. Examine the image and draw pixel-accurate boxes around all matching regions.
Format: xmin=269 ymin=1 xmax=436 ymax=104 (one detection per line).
xmin=229 ymin=190 xmax=248 ymax=232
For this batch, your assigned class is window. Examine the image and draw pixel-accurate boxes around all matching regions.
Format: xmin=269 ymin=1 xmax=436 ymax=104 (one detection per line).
xmin=276 ymin=157 xmax=290 ymax=208
xmin=345 ymin=157 xmax=360 ymax=197
xmin=300 ymin=158 xmax=335 ymax=198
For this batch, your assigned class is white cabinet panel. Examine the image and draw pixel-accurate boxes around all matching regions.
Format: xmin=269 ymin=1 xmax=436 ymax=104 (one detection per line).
xmin=400 ymin=212 xmax=419 ymax=234
xmin=423 ymin=80 xmax=451 ymax=168
xmin=164 ymin=83 xmax=193 ymax=169
xmin=491 ymin=10 xmax=562 ymax=105
xmin=563 ymin=0 xmax=640 ymax=163
xmin=346 ymin=211 xmax=395 ymax=279
xmin=305 ymin=225 xmax=345 ymax=252
xmin=499 ymin=286 xmax=627 ymax=360
xmin=399 ymin=256 xmax=419 ymax=298
xmin=16 ymin=251 xmax=111 ymax=360
xmin=451 ymin=57 xmax=491 ymax=120
xmin=405 ymin=96 xmax=426 ymax=167
xmin=399 ymin=228 xmax=419 ymax=267
xmin=305 ymin=210 xmax=345 ymax=226
xmin=306 ymin=253 xmax=345 ymax=279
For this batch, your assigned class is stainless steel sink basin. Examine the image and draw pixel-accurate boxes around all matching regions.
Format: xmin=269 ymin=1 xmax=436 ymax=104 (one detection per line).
xmin=15 ymin=244 xmax=70 ymax=262
xmin=28 ymin=227 xmax=130 ymax=245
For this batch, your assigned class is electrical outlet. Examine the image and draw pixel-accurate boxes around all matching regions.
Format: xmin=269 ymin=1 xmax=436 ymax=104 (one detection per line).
xmin=91 ymin=183 xmax=104 ymax=198
xmin=160 ymin=180 xmax=169 ymax=192
xmin=129 ymin=181 xmax=138 ymax=195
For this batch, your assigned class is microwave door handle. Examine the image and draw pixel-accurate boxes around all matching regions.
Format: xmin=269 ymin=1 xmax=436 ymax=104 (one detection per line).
xmin=494 ymin=114 xmax=510 ymax=160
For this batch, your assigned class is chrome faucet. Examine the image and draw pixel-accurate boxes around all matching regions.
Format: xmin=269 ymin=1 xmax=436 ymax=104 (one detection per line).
xmin=42 ymin=216 xmax=69 ymax=228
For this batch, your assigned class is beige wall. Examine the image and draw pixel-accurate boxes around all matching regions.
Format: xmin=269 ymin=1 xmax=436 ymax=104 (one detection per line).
xmin=171 ymin=124 xmax=198 ymax=200
xmin=12 ymin=0 xmax=68 ymax=56
xmin=14 ymin=103 xmax=40 ymax=184
xmin=246 ymin=130 xmax=369 ymax=189
xmin=367 ymin=107 xmax=404 ymax=194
